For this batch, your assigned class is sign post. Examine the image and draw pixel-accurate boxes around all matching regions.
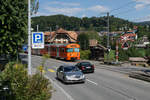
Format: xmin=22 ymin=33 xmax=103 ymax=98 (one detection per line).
xmin=32 ymin=32 xmax=44 ymax=49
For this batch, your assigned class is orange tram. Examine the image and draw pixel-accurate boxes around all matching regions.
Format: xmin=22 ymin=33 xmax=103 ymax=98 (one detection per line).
xmin=32 ymin=43 xmax=80 ymax=61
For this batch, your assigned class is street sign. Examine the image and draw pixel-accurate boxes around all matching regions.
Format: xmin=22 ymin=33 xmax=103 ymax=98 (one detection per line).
xmin=32 ymin=32 xmax=44 ymax=49
xmin=122 ymin=42 xmax=129 ymax=50
xmin=22 ymin=45 xmax=28 ymax=52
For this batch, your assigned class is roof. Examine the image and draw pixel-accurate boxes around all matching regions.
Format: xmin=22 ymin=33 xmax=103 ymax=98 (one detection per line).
xmin=56 ymin=28 xmax=68 ymax=33
xmin=44 ymin=28 xmax=78 ymax=43
xmin=97 ymin=44 xmax=107 ymax=51
xmin=123 ymin=33 xmax=137 ymax=37
xmin=67 ymin=31 xmax=78 ymax=40
xmin=129 ymin=57 xmax=148 ymax=62
xmin=44 ymin=31 xmax=55 ymax=36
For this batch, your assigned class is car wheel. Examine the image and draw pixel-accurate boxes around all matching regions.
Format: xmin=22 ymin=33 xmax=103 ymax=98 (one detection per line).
xmin=81 ymin=81 xmax=85 ymax=84
xmin=56 ymin=73 xmax=59 ymax=80
xmin=63 ymin=76 xmax=67 ymax=83
xmin=91 ymin=70 xmax=94 ymax=73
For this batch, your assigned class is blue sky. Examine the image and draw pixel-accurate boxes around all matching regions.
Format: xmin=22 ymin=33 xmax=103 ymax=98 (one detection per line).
xmin=36 ymin=0 xmax=150 ymax=22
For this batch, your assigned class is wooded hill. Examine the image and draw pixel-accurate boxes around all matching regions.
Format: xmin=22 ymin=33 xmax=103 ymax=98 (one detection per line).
xmin=32 ymin=14 xmax=134 ymax=32
xmin=136 ymin=21 xmax=150 ymax=26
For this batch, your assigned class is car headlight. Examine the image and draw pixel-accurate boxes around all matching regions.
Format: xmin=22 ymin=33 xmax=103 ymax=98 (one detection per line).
xmin=65 ymin=76 xmax=72 ymax=80
xmin=81 ymin=74 xmax=85 ymax=79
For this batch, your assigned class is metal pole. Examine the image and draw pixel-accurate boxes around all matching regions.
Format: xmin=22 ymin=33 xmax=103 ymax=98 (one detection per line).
xmin=107 ymin=12 xmax=110 ymax=49
xmin=28 ymin=0 xmax=32 ymax=75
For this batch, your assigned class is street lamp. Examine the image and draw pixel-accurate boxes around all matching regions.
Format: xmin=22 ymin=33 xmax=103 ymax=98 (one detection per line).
xmin=28 ymin=0 xmax=31 ymax=75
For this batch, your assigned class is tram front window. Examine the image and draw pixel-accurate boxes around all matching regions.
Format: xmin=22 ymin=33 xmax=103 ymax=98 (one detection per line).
xmin=74 ymin=48 xmax=79 ymax=52
xmin=67 ymin=48 xmax=73 ymax=52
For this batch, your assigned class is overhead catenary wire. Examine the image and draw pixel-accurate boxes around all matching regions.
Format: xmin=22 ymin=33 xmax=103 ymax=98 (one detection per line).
xmin=98 ymin=0 xmax=137 ymax=17
xmin=112 ymin=8 xmax=135 ymax=16
xmin=113 ymin=3 xmax=150 ymax=16
xmin=110 ymin=0 xmax=136 ymax=13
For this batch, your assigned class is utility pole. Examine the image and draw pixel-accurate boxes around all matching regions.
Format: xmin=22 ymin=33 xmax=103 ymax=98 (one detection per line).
xmin=116 ymin=39 xmax=119 ymax=63
xmin=49 ymin=27 xmax=52 ymax=43
xmin=106 ymin=12 xmax=110 ymax=62
xmin=37 ymin=25 xmax=39 ymax=32
xmin=107 ymin=12 xmax=110 ymax=49
xmin=28 ymin=0 xmax=32 ymax=75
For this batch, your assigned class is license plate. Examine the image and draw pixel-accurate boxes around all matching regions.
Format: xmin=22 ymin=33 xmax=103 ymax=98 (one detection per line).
xmin=86 ymin=66 xmax=91 ymax=69
xmin=75 ymin=76 xmax=80 ymax=78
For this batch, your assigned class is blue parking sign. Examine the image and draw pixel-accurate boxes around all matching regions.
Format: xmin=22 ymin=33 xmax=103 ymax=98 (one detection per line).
xmin=32 ymin=32 xmax=44 ymax=49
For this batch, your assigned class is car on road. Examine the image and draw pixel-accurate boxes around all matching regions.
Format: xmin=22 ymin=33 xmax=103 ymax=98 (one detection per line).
xmin=75 ymin=62 xmax=95 ymax=73
xmin=56 ymin=65 xmax=85 ymax=83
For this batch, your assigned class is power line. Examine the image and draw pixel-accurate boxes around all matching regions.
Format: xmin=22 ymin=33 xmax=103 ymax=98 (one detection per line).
xmin=98 ymin=0 xmax=136 ymax=17
xmin=113 ymin=3 xmax=150 ymax=16
xmin=110 ymin=1 xmax=136 ymax=13
xmin=113 ymin=8 xmax=135 ymax=16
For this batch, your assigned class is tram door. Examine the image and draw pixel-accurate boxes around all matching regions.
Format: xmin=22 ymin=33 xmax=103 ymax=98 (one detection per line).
xmin=57 ymin=47 xmax=59 ymax=57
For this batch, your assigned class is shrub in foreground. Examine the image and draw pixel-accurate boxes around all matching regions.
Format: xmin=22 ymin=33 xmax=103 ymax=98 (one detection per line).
xmin=0 ymin=62 xmax=52 ymax=100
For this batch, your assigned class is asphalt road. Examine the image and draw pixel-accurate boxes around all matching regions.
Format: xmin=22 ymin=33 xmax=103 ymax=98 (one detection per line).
xmin=20 ymin=54 xmax=150 ymax=100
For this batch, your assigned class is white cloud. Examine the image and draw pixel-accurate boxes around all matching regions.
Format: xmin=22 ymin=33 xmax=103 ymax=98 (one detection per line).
xmin=88 ymin=5 xmax=110 ymax=13
xmin=135 ymin=4 xmax=145 ymax=10
xmin=35 ymin=12 xmax=50 ymax=16
xmin=49 ymin=1 xmax=80 ymax=6
xmin=37 ymin=2 xmax=110 ymax=17
xmin=133 ymin=14 xmax=150 ymax=22
xmin=81 ymin=14 xmax=86 ymax=18
xmin=42 ymin=7 xmax=83 ymax=16
xmin=134 ymin=0 xmax=150 ymax=4
xmin=134 ymin=0 xmax=150 ymax=10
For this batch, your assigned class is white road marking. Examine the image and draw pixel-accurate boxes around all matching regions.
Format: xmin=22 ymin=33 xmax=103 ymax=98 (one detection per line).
xmin=86 ymin=79 xmax=98 ymax=85
xmin=45 ymin=76 xmax=75 ymax=100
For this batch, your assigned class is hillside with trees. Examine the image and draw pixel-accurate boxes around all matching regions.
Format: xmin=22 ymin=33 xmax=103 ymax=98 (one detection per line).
xmin=32 ymin=14 xmax=134 ymax=32
xmin=136 ymin=21 xmax=150 ymax=26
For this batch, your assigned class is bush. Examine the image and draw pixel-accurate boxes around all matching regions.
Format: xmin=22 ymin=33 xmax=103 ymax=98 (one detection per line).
xmin=80 ymin=50 xmax=91 ymax=60
xmin=146 ymin=48 xmax=150 ymax=57
xmin=118 ymin=47 xmax=146 ymax=61
xmin=104 ymin=50 xmax=115 ymax=62
xmin=0 ymin=62 xmax=52 ymax=100
xmin=118 ymin=48 xmax=129 ymax=61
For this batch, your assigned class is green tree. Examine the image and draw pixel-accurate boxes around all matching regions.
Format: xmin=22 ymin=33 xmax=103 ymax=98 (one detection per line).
xmin=101 ymin=35 xmax=107 ymax=47
xmin=77 ymin=33 xmax=89 ymax=50
xmin=0 ymin=0 xmax=28 ymax=60
xmin=0 ymin=0 xmax=39 ymax=60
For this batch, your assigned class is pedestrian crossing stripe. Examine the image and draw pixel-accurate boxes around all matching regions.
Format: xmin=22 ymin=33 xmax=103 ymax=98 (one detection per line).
xmin=48 ymin=69 xmax=55 ymax=72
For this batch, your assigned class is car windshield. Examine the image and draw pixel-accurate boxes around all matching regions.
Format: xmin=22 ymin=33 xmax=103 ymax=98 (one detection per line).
xmin=64 ymin=66 xmax=79 ymax=72
xmin=81 ymin=62 xmax=91 ymax=66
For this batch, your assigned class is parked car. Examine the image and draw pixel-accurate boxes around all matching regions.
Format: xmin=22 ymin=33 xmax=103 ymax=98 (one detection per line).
xmin=75 ymin=62 xmax=95 ymax=73
xmin=56 ymin=65 xmax=85 ymax=83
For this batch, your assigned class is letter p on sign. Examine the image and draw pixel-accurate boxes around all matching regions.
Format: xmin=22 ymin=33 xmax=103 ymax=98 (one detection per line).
xmin=35 ymin=34 xmax=41 ymax=42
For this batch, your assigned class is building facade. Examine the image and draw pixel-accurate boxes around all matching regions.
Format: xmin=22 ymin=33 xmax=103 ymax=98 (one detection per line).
xmin=44 ymin=28 xmax=78 ymax=44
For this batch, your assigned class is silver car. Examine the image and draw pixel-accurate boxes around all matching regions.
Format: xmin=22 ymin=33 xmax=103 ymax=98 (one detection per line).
xmin=56 ymin=65 xmax=85 ymax=83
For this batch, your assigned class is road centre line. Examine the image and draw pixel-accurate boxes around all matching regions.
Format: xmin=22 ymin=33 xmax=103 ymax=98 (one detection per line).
xmin=86 ymin=79 xmax=98 ymax=85
xmin=45 ymin=76 xmax=75 ymax=100
xmin=48 ymin=69 xmax=55 ymax=72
